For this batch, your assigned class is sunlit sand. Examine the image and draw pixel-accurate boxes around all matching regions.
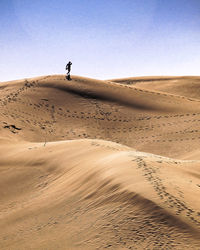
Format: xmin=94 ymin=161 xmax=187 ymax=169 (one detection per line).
xmin=0 ymin=75 xmax=200 ymax=249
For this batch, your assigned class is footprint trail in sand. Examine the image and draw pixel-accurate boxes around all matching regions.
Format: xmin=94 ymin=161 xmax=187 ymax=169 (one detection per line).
xmin=0 ymin=75 xmax=200 ymax=249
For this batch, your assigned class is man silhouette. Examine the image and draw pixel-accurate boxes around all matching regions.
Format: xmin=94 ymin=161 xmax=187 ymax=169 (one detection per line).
xmin=66 ymin=61 xmax=72 ymax=80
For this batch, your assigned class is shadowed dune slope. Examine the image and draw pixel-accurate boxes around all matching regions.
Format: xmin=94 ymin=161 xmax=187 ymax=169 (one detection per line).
xmin=0 ymin=75 xmax=200 ymax=249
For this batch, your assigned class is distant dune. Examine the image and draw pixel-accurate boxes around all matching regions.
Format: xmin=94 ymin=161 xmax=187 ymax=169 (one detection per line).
xmin=109 ymin=76 xmax=200 ymax=100
xmin=0 ymin=75 xmax=200 ymax=249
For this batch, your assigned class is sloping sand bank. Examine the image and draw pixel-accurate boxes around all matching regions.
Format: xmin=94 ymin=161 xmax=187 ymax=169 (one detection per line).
xmin=0 ymin=75 xmax=200 ymax=249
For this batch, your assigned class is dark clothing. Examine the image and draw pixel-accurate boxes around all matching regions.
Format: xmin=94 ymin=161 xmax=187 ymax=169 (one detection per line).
xmin=66 ymin=61 xmax=72 ymax=80
xmin=66 ymin=62 xmax=72 ymax=73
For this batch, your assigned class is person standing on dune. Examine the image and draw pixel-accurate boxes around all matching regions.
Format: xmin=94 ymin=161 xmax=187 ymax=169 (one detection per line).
xmin=66 ymin=61 xmax=72 ymax=80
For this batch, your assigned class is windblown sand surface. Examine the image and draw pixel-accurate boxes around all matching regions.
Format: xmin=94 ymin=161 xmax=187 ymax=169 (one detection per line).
xmin=0 ymin=75 xmax=200 ymax=249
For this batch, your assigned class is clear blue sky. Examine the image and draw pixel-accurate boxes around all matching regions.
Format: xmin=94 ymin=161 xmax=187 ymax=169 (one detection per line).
xmin=0 ymin=0 xmax=200 ymax=81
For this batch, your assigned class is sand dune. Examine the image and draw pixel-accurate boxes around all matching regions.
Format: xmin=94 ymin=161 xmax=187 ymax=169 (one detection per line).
xmin=109 ymin=76 xmax=200 ymax=100
xmin=0 ymin=75 xmax=200 ymax=249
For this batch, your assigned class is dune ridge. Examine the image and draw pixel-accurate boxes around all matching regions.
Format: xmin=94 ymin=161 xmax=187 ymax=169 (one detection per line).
xmin=109 ymin=76 xmax=200 ymax=100
xmin=0 ymin=75 xmax=200 ymax=249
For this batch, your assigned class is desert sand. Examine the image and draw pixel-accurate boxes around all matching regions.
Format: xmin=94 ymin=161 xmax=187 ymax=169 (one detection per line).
xmin=0 ymin=75 xmax=200 ymax=249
